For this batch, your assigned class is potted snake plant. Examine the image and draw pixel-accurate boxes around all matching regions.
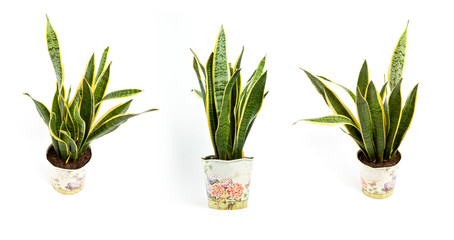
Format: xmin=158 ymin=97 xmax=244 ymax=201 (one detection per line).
xmin=191 ymin=26 xmax=268 ymax=209
xmin=24 ymin=17 xmax=157 ymax=194
xmin=296 ymin=23 xmax=418 ymax=199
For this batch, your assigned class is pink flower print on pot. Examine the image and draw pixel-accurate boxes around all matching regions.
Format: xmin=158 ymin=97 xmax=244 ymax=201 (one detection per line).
xmin=220 ymin=178 xmax=233 ymax=189
xmin=66 ymin=182 xmax=81 ymax=190
xmin=211 ymin=184 xmax=225 ymax=198
xmin=361 ymin=177 xmax=367 ymax=189
xmin=384 ymin=181 xmax=396 ymax=192
xmin=202 ymin=157 xmax=253 ymax=210
xmin=358 ymin=151 xmax=400 ymax=199
xmin=226 ymin=183 xmax=244 ymax=199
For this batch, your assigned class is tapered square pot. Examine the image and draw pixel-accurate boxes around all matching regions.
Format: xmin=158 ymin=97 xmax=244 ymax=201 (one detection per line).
xmin=201 ymin=157 xmax=253 ymax=210
xmin=358 ymin=151 xmax=401 ymax=199
xmin=47 ymin=145 xmax=91 ymax=195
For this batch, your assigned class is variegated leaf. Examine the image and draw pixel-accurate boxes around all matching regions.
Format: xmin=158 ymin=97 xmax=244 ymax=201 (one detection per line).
xmin=24 ymin=93 xmax=50 ymax=125
xmin=213 ymin=25 xmax=230 ymax=117
xmin=46 ymin=16 xmax=64 ymax=90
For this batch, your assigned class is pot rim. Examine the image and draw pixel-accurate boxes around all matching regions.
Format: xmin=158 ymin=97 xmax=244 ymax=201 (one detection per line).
xmin=46 ymin=144 xmax=91 ymax=171
xmin=201 ymin=155 xmax=253 ymax=162
xmin=357 ymin=150 xmax=401 ymax=170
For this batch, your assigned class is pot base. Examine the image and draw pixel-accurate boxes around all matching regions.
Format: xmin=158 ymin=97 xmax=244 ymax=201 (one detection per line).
xmin=208 ymin=198 xmax=248 ymax=210
xmin=362 ymin=189 xmax=394 ymax=199
xmin=53 ymin=185 xmax=84 ymax=195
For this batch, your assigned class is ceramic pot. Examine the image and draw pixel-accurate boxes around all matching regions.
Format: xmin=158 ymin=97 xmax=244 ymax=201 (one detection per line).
xmin=47 ymin=145 xmax=91 ymax=195
xmin=202 ymin=157 xmax=253 ymax=210
xmin=358 ymin=151 xmax=400 ymax=199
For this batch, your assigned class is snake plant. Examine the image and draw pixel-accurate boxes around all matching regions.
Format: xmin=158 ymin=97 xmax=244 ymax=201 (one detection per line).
xmin=296 ymin=23 xmax=418 ymax=164
xmin=25 ymin=17 xmax=157 ymax=163
xmin=191 ymin=26 xmax=268 ymax=160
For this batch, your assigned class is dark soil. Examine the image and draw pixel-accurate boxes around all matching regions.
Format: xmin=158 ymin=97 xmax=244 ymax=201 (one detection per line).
xmin=358 ymin=150 xmax=401 ymax=168
xmin=47 ymin=145 xmax=92 ymax=170
xmin=202 ymin=155 xmax=253 ymax=161
xmin=202 ymin=155 xmax=217 ymax=160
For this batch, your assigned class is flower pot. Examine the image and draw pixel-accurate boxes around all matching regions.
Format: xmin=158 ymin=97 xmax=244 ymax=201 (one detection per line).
xmin=358 ymin=151 xmax=401 ymax=199
xmin=201 ymin=157 xmax=253 ymax=210
xmin=47 ymin=145 xmax=92 ymax=195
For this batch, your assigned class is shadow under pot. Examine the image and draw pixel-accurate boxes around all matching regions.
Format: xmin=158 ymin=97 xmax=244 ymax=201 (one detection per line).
xmin=46 ymin=145 xmax=92 ymax=195
xmin=202 ymin=157 xmax=253 ymax=210
xmin=358 ymin=150 xmax=401 ymax=199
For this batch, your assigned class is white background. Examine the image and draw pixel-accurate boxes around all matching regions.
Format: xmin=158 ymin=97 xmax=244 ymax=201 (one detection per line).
xmin=1 ymin=0 xmax=452 ymax=239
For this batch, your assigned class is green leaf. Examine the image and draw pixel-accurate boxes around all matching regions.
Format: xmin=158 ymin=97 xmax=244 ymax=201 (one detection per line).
xmin=234 ymin=70 xmax=255 ymax=121
xmin=205 ymin=53 xmax=219 ymax=157
xmin=366 ymin=82 xmax=386 ymax=163
xmin=51 ymin=87 xmax=63 ymax=131
xmin=244 ymin=56 xmax=266 ymax=93
xmin=356 ymin=88 xmax=375 ymax=161
xmin=318 ymin=75 xmax=356 ymax=103
xmin=192 ymin=89 xmax=203 ymax=99
xmin=388 ymin=22 xmax=408 ymax=90
xmin=85 ymin=109 xmax=158 ymax=145
xmin=303 ymin=69 xmax=364 ymax=151
xmin=340 ymin=128 xmax=367 ymax=154
xmin=24 ymin=93 xmax=50 ymax=126
xmin=58 ymin=116 xmax=69 ymax=161
xmin=193 ymin=57 xmax=206 ymax=105
xmin=324 ymin=86 xmax=362 ymax=139
xmin=213 ymin=25 xmax=230 ymax=117
xmin=91 ymin=100 xmax=133 ymax=132
xmin=66 ymin=86 xmax=72 ymax=106
xmin=295 ymin=115 xmax=359 ymax=129
xmin=237 ymin=56 xmax=266 ymax=119
xmin=101 ymin=89 xmax=143 ymax=102
xmin=357 ymin=60 xmax=369 ymax=97
xmin=190 ymin=48 xmax=206 ymax=78
xmin=46 ymin=16 xmax=64 ymax=90
xmin=232 ymin=47 xmax=244 ymax=107
xmin=74 ymin=100 xmax=86 ymax=152
xmin=83 ymin=54 xmax=95 ymax=87
xmin=301 ymin=68 xmax=327 ymax=103
xmin=68 ymin=88 xmax=81 ymax=115
xmin=95 ymin=47 xmax=109 ymax=83
xmin=379 ymin=82 xmax=388 ymax=100
xmin=58 ymin=86 xmax=66 ymax=120
xmin=63 ymin=102 xmax=76 ymax=139
xmin=59 ymin=130 xmax=78 ymax=163
xmin=49 ymin=112 xmax=68 ymax=161
xmin=384 ymin=80 xmax=402 ymax=160
xmin=244 ymin=89 xmax=269 ymax=141
xmin=233 ymin=47 xmax=244 ymax=71
xmin=233 ymin=72 xmax=267 ymax=159
xmin=79 ymin=79 xmax=95 ymax=142
xmin=215 ymin=69 xmax=242 ymax=160
xmin=93 ymin=62 xmax=112 ymax=116
xmin=391 ymin=84 xmax=418 ymax=157
xmin=229 ymin=48 xmax=244 ymax=152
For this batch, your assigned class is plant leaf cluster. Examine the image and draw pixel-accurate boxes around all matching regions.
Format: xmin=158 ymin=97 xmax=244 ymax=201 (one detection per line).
xmin=191 ymin=26 xmax=268 ymax=160
xmin=25 ymin=17 xmax=157 ymax=163
xmin=297 ymin=23 xmax=418 ymax=163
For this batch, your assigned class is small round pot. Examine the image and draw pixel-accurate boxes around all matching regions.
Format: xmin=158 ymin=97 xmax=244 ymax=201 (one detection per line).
xmin=47 ymin=145 xmax=91 ymax=195
xmin=358 ymin=151 xmax=401 ymax=199
xmin=201 ymin=157 xmax=253 ymax=210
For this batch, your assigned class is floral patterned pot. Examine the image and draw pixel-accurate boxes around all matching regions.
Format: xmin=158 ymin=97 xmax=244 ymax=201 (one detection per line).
xmin=202 ymin=157 xmax=253 ymax=210
xmin=358 ymin=151 xmax=400 ymax=199
xmin=47 ymin=146 xmax=90 ymax=195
